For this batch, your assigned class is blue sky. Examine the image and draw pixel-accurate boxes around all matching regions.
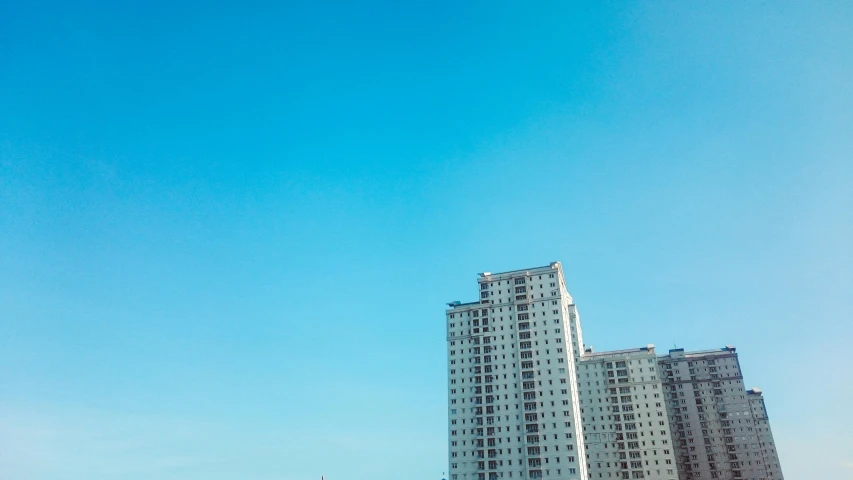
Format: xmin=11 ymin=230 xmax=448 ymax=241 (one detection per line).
xmin=1 ymin=1 xmax=851 ymax=479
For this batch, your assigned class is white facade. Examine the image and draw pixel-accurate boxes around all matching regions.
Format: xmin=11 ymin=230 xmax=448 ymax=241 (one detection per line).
xmin=446 ymin=262 xmax=587 ymax=480
xmin=578 ymin=347 xmax=678 ymax=480
xmin=446 ymin=263 xmax=784 ymax=480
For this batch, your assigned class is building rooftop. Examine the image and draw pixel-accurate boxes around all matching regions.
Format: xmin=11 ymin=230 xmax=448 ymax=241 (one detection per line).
xmin=660 ymin=346 xmax=737 ymax=359
xmin=581 ymin=345 xmax=655 ymax=359
xmin=446 ymin=300 xmax=482 ymax=308
xmin=478 ymin=262 xmax=561 ymax=279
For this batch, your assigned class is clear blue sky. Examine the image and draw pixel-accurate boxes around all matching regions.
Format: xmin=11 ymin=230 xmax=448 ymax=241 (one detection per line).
xmin=1 ymin=1 xmax=851 ymax=479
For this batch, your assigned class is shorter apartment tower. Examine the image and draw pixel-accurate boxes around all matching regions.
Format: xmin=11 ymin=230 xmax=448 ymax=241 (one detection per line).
xmin=578 ymin=346 xmax=678 ymax=480
xmin=746 ymin=389 xmax=784 ymax=479
xmin=659 ymin=347 xmax=777 ymax=480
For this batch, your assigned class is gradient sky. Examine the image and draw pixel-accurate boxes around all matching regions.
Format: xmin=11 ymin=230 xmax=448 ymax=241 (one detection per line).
xmin=1 ymin=2 xmax=851 ymax=479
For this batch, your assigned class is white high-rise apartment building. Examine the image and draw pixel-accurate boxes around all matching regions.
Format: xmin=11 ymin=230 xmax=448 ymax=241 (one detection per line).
xmin=446 ymin=263 xmax=784 ymax=480
xmin=446 ymin=263 xmax=587 ymax=480
xmin=577 ymin=346 xmax=678 ymax=480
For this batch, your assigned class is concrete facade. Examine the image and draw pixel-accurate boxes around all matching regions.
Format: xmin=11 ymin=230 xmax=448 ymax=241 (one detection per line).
xmin=446 ymin=263 xmax=587 ymax=480
xmin=578 ymin=346 xmax=678 ymax=480
xmin=747 ymin=389 xmax=784 ymax=480
xmin=658 ymin=347 xmax=783 ymax=480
